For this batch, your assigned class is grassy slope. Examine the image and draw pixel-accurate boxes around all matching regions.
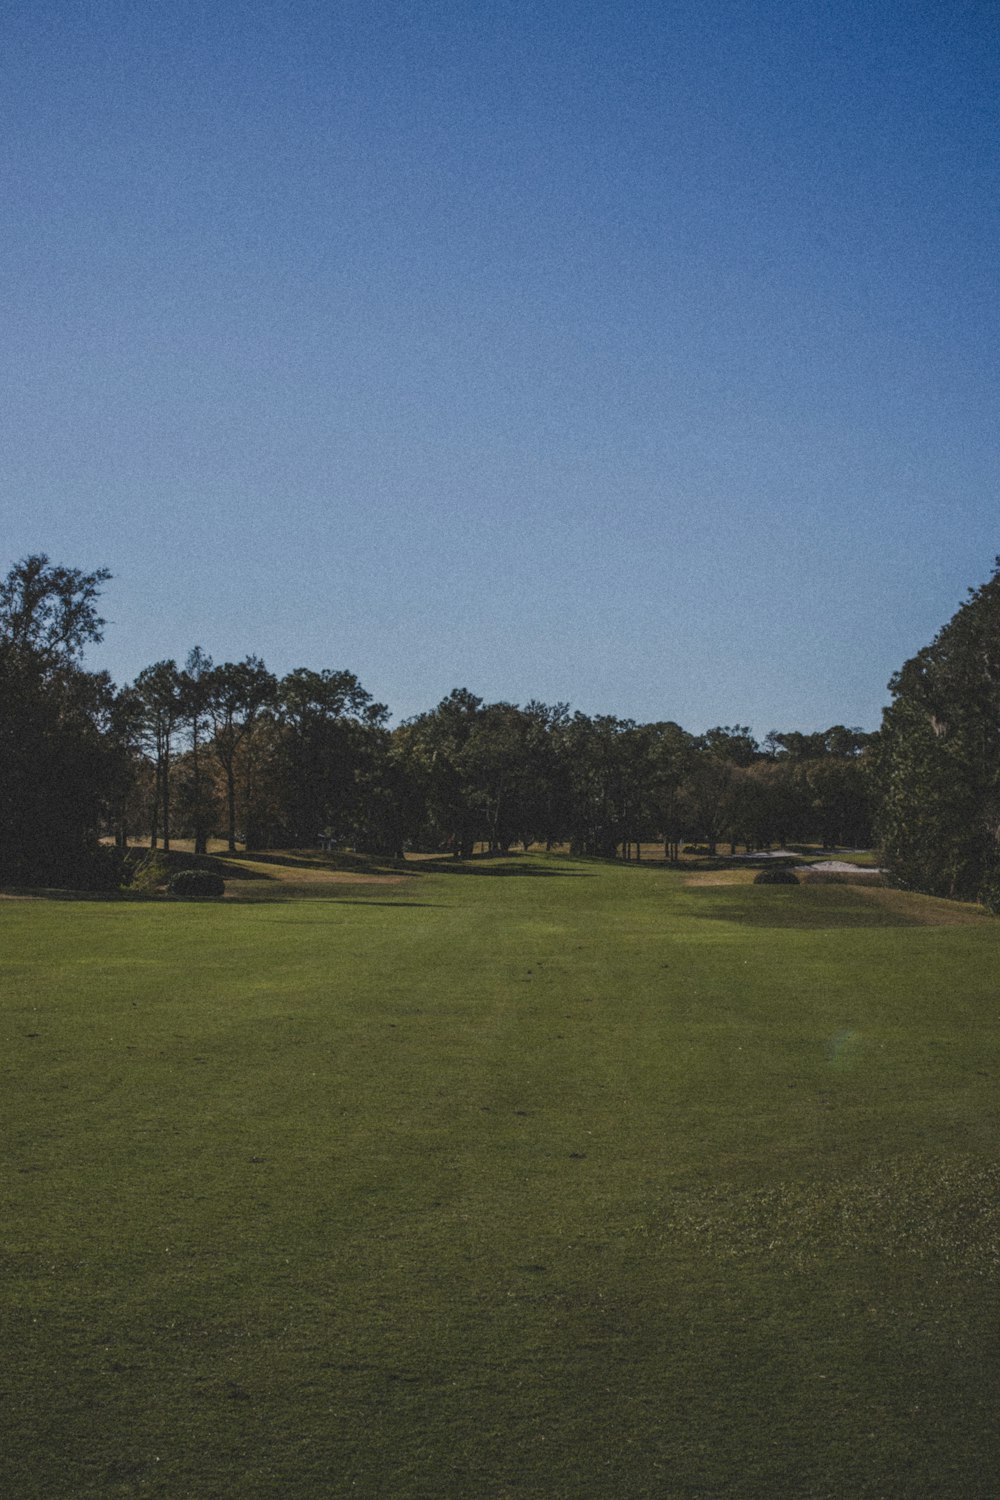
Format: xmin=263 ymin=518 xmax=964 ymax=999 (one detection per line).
xmin=3 ymin=857 xmax=1000 ymax=1498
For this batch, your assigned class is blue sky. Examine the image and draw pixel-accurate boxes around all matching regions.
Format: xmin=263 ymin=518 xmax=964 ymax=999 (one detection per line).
xmin=2 ymin=0 xmax=997 ymax=731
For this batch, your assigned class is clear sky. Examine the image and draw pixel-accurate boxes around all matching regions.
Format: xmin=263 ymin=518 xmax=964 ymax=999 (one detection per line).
xmin=2 ymin=0 xmax=997 ymax=732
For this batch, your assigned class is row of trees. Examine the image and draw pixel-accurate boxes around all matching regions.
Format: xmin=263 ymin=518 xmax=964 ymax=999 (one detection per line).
xmin=0 ymin=555 xmax=875 ymax=887
xmin=111 ymin=655 xmax=387 ymax=855
xmin=102 ymin=682 xmax=876 ymax=866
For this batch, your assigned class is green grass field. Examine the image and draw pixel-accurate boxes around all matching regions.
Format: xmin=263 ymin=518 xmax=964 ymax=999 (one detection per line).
xmin=4 ymin=854 xmax=1000 ymax=1498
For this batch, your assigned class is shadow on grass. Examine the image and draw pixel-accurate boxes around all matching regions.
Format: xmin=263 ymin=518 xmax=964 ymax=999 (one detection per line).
xmin=418 ymin=859 xmax=590 ymax=878
xmin=327 ymin=898 xmax=439 ymax=908
xmin=0 ymin=886 xmax=116 ymax=902
xmin=688 ymin=885 xmax=919 ymax=929
xmin=236 ymin=900 xmax=442 ymax=912
xmin=205 ymin=861 xmax=272 ymax=882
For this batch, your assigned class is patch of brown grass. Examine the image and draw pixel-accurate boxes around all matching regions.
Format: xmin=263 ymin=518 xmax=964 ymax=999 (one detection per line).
xmin=221 ymin=858 xmax=406 ymax=899
xmin=852 ymin=884 xmax=992 ymax=926
xmin=683 ymin=869 xmax=756 ymax=887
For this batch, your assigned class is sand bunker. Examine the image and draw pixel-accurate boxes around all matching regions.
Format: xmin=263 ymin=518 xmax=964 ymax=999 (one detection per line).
xmin=808 ymin=860 xmax=884 ymax=874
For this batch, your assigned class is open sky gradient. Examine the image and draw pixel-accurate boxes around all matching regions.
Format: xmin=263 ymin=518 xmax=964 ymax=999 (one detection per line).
xmin=2 ymin=0 xmax=997 ymax=731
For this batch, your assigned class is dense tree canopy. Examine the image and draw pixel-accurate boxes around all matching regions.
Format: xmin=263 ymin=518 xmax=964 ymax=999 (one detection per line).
xmin=0 ymin=554 xmax=110 ymax=667
xmin=876 ymin=563 xmax=1000 ymax=899
xmin=21 ymin=548 xmax=1000 ymax=905
xmin=0 ymin=553 xmax=881 ymax=886
xmin=0 ymin=555 xmax=116 ymax=885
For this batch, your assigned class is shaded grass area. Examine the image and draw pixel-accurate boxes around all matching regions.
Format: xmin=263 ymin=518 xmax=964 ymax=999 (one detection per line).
xmin=111 ymin=847 xmax=417 ymax=904
xmin=686 ymin=882 xmax=919 ymax=928
xmin=3 ymin=859 xmax=1000 ymax=1496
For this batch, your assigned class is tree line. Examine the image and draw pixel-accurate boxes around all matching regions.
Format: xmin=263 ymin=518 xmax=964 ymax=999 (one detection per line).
xmin=1 ymin=554 xmax=876 ymax=888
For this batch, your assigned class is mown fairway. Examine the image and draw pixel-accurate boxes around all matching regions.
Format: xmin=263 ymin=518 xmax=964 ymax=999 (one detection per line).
xmin=4 ymin=856 xmax=1000 ymax=1498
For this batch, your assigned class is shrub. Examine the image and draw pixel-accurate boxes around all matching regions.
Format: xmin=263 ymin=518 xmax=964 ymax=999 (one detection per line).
xmin=1 ymin=841 xmax=126 ymax=893
xmin=81 ymin=844 xmax=128 ymax=891
xmin=126 ymin=852 xmax=171 ymax=894
xmin=57 ymin=843 xmax=127 ymax=892
xmin=167 ymin=868 xmax=225 ymax=899
xmin=753 ymin=866 xmax=799 ymax=885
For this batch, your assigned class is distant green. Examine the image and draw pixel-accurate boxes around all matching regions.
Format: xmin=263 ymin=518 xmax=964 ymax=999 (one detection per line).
xmin=3 ymin=855 xmax=1000 ymax=1498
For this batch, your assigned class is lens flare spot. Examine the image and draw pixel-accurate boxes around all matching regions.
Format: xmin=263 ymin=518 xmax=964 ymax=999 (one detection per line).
xmin=827 ymin=1029 xmax=862 ymax=1067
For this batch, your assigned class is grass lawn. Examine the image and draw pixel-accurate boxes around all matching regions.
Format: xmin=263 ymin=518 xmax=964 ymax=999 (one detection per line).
xmin=3 ymin=854 xmax=1000 ymax=1497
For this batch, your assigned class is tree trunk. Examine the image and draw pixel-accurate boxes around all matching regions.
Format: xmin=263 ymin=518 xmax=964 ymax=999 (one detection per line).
xmin=226 ymin=764 xmax=237 ymax=852
xmin=192 ymin=729 xmax=208 ymax=855
xmin=150 ymin=769 xmax=159 ymax=849
xmin=161 ymin=747 xmax=171 ymax=852
xmin=242 ymin=753 xmax=257 ymax=852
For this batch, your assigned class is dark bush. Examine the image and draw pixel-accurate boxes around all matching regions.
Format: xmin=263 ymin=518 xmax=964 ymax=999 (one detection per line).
xmin=10 ymin=842 xmax=127 ymax=893
xmin=753 ymin=866 xmax=800 ymax=885
xmin=79 ymin=844 xmax=129 ymax=891
xmin=978 ymin=872 xmax=1000 ymax=915
xmin=168 ymin=868 xmax=225 ymax=899
xmin=60 ymin=843 xmax=128 ymax=892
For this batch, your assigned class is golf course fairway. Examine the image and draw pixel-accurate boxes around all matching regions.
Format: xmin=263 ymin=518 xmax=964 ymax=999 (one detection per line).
xmin=3 ymin=853 xmax=1000 ymax=1498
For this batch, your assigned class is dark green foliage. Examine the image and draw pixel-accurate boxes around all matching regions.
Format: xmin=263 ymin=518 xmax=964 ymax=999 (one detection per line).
xmin=0 ymin=556 xmax=115 ymax=888
xmin=0 ymin=553 xmax=110 ymax=663
xmin=269 ymin=667 xmax=387 ymax=849
xmin=167 ymin=867 xmax=225 ymax=898
xmin=753 ymin=865 xmax=800 ymax=884
xmin=205 ymin=655 xmax=278 ymax=851
xmin=0 ymin=550 xmax=876 ymax=874
xmin=876 ymin=562 xmax=1000 ymax=898
xmin=67 ymin=843 xmax=127 ymax=891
